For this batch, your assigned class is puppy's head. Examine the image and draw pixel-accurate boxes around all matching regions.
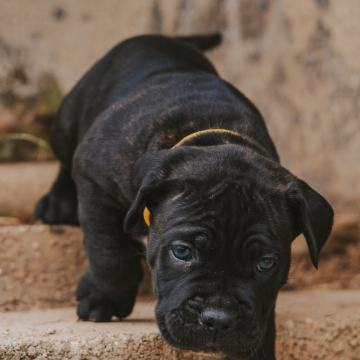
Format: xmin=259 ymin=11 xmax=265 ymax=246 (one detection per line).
xmin=124 ymin=145 xmax=333 ymax=358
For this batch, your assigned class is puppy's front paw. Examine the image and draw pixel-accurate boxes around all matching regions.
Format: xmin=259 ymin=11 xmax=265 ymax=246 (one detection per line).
xmin=76 ymin=271 xmax=136 ymax=322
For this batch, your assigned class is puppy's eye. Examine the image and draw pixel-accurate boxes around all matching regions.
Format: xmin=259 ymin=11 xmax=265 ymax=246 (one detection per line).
xmin=256 ymin=255 xmax=277 ymax=272
xmin=171 ymin=244 xmax=193 ymax=261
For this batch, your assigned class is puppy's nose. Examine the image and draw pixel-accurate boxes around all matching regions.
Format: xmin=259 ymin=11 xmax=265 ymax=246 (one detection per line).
xmin=200 ymin=307 xmax=236 ymax=331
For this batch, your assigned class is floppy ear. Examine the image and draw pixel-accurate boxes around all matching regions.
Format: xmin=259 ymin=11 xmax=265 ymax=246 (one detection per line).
xmin=288 ymin=180 xmax=334 ymax=268
xmin=123 ymin=149 xmax=182 ymax=233
xmin=123 ymin=182 xmax=155 ymax=232
xmin=123 ymin=178 xmax=182 ymax=232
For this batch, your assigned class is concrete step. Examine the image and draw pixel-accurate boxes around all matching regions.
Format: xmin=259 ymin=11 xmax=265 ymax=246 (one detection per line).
xmin=0 ymin=290 xmax=359 ymax=360
xmin=0 ymin=225 xmax=151 ymax=311
xmin=1 ymin=217 xmax=359 ymax=311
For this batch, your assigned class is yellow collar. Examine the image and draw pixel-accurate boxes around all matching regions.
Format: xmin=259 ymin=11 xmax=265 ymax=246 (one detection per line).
xmin=172 ymin=128 xmax=243 ymax=147
xmin=143 ymin=128 xmax=243 ymax=227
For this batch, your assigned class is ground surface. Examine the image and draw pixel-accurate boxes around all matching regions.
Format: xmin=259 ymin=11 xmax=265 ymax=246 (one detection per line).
xmin=1 ymin=291 xmax=359 ymax=360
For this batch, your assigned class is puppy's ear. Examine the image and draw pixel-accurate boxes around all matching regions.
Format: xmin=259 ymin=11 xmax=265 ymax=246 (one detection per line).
xmin=123 ymin=179 xmax=175 ymax=232
xmin=123 ymin=150 xmax=179 ymax=232
xmin=288 ymin=180 xmax=334 ymax=268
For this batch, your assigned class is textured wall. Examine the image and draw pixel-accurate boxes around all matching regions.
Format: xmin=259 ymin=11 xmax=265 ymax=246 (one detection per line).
xmin=0 ymin=0 xmax=359 ymax=212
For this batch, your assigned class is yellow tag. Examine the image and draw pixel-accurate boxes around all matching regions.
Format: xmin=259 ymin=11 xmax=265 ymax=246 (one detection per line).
xmin=143 ymin=207 xmax=151 ymax=226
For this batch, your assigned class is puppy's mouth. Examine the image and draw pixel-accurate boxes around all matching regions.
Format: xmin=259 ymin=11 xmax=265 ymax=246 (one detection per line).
xmin=157 ymin=308 xmax=263 ymax=357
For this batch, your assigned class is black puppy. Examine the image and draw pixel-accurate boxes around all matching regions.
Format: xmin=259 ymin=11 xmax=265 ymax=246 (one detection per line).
xmin=35 ymin=34 xmax=333 ymax=360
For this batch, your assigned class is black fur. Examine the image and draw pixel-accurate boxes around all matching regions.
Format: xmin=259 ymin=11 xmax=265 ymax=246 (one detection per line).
xmin=35 ymin=34 xmax=333 ymax=359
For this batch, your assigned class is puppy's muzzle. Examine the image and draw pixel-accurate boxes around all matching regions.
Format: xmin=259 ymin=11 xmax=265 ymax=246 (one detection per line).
xmin=199 ymin=306 xmax=237 ymax=332
xmin=186 ymin=294 xmax=252 ymax=333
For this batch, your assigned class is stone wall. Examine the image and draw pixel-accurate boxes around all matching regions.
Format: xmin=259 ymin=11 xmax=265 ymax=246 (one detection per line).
xmin=1 ymin=0 xmax=359 ymax=212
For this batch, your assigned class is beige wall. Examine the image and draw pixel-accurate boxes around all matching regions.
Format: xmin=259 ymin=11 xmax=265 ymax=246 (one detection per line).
xmin=1 ymin=0 xmax=359 ymax=212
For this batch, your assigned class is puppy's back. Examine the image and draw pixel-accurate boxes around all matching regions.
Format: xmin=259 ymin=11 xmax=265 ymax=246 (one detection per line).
xmin=69 ymin=35 xmax=218 ymax=134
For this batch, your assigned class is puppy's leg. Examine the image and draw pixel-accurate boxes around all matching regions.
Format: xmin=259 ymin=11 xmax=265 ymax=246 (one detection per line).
xmin=75 ymin=179 xmax=143 ymax=322
xmin=35 ymin=166 xmax=78 ymax=224
xmin=35 ymin=97 xmax=79 ymax=225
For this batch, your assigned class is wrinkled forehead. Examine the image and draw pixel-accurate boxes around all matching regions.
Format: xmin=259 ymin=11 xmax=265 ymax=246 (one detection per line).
xmin=152 ymin=185 xmax=293 ymax=247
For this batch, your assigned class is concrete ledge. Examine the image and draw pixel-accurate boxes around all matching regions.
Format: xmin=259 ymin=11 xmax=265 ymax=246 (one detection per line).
xmin=0 ymin=225 xmax=151 ymax=311
xmin=0 ymin=291 xmax=359 ymax=360
xmin=0 ymin=225 xmax=86 ymax=311
xmin=277 ymin=290 xmax=360 ymax=359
